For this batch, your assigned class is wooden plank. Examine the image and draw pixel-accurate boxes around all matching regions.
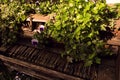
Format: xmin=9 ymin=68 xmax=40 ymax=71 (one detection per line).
xmin=23 ymin=47 xmax=33 ymax=58
xmin=49 ymin=53 xmax=58 ymax=68
xmin=107 ymin=37 xmax=120 ymax=46
xmin=73 ymin=63 xmax=78 ymax=76
xmin=58 ymin=60 xmax=66 ymax=72
xmin=39 ymin=51 xmax=49 ymax=65
xmin=26 ymin=14 xmax=50 ymax=22
xmin=116 ymin=46 xmax=120 ymax=80
xmin=11 ymin=45 xmax=22 ymax=57
xmin=0 ymin=47 xmax=7 ymax=52
xmin=9 ymin=45 xmax=19 ymax=56
xmin=4 ymin=62 xmax=55 ymax=80
xmin=0 ymin=55 xmax=83 ymax=80
xmin=13 ymin=45 xmax=24 ymax=57
xmin=34 ymin=50 xmax=43 ymax=64
xmin=31 ymin=49 xmax=40 ymax=63
xmin=51 ymin=55 xmax=61 ymax=67
xmin=44 ymin=52 xmax=53 ymax=66
xmin=36 ymin=50 xmax=46 ymax=65
xmin=28 ymin=49 xmax=38 ymax=62
xmin=18 ymin=46 xmax=28 ymax=59
xmin=27 ymin=48 xmax=35 ymax=61
xmin=78 ymin=63 xmax=83 ymax=77
xmin=22 ymin=47 xmax=32 ymax=60
xmin=69 ymin=64 xmax=74 ymax=75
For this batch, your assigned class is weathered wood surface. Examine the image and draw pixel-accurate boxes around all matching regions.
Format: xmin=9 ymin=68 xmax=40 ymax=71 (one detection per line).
xmin=26 ymin=14 xmax=52 ymax=22
xmin=116 ymin=46 xmax=120 ymax=80
xmin=4 ymin=62 xmax=55 ymax=80
xmin=0 ymin=36 xmax=120 ymax=80
xmin=105 ymin=37 xmax=120 ymax=80
xmin=0 ymin=47 xmax=7 ymax=52
xmin=107 ymin=37 xmax=120 ymax=46
xmin=0 ymin=55 xmax=83 ymax=80
xmin=1 ymin=18 xmax=120 ymax=80
xmin=0 ymin=39 xmax=119 ymax=80
xmin=5 ymin=44 xmax=94 ymax=78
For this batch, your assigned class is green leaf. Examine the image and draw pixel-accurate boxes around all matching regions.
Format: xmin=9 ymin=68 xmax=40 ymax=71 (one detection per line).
xmin=85 ymin=60 xmax=93 ymax=67
xmin=88 ymin=53 xmax=96 ymax=60
xmin=73 ymin=26 xmax=81 ymax=37
xmin=95 ymin=57 xmax=101 ymax=64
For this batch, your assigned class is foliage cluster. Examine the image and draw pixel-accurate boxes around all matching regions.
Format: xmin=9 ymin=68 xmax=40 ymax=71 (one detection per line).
xmin=34 ymin=1 xmax=58 ymax=14
xmin=0 ymin=1 xmax=35 ymax=45
xmin=0 ymin=0 xmax=119 ymax=66
xmin=34 ymin=0 xmax=118 ymax=66
xmin=0 ymin=0 xmax=58 ymax=46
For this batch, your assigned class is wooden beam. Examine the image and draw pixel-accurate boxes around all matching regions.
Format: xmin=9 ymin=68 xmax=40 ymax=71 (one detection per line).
xmin=4 ymin=62 xmax=56 ymax=80
xmin=116 ymin=46 xmax=120 ymax=80
xmin=0 ymin=47 xmax=7 ymax=52
xmin=107 ymin=37 xmax=120 ymax=46
xmin=0 ymin=55 xmax=83 ymax=80
xmin=26 ymin=14 xmax=50 ymax=23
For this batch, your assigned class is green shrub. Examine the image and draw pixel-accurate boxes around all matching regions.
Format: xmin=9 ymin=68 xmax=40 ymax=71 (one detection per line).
xmin=0 ymin=1 xmax=34 ymax=45
xmin=34 ymin=0 xmax=118 ymax=66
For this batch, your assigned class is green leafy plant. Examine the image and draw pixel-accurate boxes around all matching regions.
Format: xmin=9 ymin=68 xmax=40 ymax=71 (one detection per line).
xmin=0 ymin=1 xmax=34 ymax=46
xmin=34 ymin=1 xmax=58 ymax=15
xmin=34 ymin=0 xmax=118 ymax=66
xmin=0 ymin=0 xmax=119 ymax=66
xmin=0 ymin=0 xmax=57 ymax=46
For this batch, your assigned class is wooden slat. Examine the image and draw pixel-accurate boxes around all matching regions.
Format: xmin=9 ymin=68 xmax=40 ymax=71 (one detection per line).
xmin=73 ymin=63 xmax=80 ymax=76
xmin=36 ymin=50 xmax=46 ymax=65
xmin=31 ymin=49 xmax=40 ymax=63
xmin=79 ymin=64 xmax=85 ymax=77
xmin=9 ymin=45 xmax=20 ymax=56
xmin=0 ymin=47 xmax=7 ymax=52
xmin=116 ymin=46 xmax=120 ymax=80
xmin=34 ymin=50 xmax=43 ymax=64
xmin=22 ymin=47 xmax=32 ymax=60
xmin=107 ymin=37 xmax=120 ymax=46
xmin=44 ymin=52 xmax=53 ymax=66
xmin=4 ymin=62 xmax=55 ymax=80
xmin=17 ymin=46 xmax=28 ymax=59
xmin=23 ymin=48 xmax=34 ymax=59
xmin=51 ymin=55 xmax=61 ymax=67
xmin=26 ymin=14 xmax=50 ymax=22
xmin=48 ymin=53 xmax=58 ymax=68
xmin=55 ymin=58 xmax=64 ymax=71
xmin=28 ymin=49 xmax=38 ymax=62
xmin=40 ymin=51 xmax=49 ymax=65
xmin=0 ymin=55 xmax=83 ymax=80
xmin=0 ymin=44 xmax=94 ymax=79
xmin=68 ymin=64 xmax=74 ymax=75
xmin=13 ymin=45 xmax=25 ymax=57
xmin=27 ymin=48 xmax=35 ymax=62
